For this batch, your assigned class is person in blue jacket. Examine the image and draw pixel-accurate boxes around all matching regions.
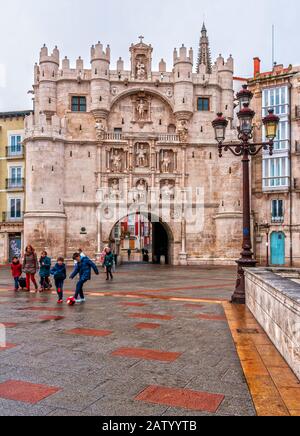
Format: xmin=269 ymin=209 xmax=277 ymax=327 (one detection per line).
xmin=70 ymin=253 xmax=99 ymax=304
xmin=39 ymin=251 xmax=52 ymax=292
xmin=50 ymin=257 xmax=67 ymax=304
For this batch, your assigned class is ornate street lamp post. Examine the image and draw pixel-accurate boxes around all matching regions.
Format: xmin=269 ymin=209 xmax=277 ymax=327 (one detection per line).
xmin=212 ymin=86 xmax=279 ymax=304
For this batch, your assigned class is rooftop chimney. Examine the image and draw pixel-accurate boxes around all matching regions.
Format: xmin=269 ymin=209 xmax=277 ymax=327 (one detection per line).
xmin=253 ymin=57 xmax=261 ymax=77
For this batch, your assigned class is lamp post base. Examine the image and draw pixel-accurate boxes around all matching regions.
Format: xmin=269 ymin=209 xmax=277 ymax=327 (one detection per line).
xmin=231 ymin=258 xmax=257 ymax=304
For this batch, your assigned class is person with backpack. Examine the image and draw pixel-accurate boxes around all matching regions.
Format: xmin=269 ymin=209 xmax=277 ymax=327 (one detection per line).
xmin=70 ymin=253 xmax=99 ymax=304
xmin=103 ymin=247 xmax=114 ymax=281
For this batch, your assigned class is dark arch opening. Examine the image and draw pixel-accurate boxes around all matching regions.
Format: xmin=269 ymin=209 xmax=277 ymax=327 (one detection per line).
xmin=109 ymin=212 xmax=172 ymax=265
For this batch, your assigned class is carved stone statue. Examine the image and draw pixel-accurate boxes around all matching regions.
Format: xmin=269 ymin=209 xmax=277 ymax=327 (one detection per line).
xmin=137 ymin=99 xmax=146 ymax=120
xmin=136 ymin=59 xmax=146 ymax=80
xmin=136 ymin=143 xmax=148 ymax=167
xmin=161 ymin=180 xmax=175 ymax=200
xmin=111 ymin=150 xmax=122 ymax=172
xmin=177 ymin=120 xmax=189 ymax=143
xmin=95 ymin=119 xmax=106 ymax=140
xmin=109 ymin=179 xmax=121 ymax=200
xmin=161 ymin=152 xmax=171 ymax=173
xmin=135 ymin=179 xmax=148 ymax=202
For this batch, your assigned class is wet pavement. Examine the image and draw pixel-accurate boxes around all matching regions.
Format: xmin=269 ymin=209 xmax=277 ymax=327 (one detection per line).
xmin=0 ymin=264 xmax=296 ymax=416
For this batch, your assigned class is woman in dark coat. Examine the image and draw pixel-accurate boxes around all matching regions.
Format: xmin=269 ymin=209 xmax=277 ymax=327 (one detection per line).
xmin=22 ymin=245 xmax=39 ymax=292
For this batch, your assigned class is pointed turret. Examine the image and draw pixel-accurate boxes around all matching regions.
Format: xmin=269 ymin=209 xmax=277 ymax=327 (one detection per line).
xmin=196 ymin=23 xmax=212 ymax=74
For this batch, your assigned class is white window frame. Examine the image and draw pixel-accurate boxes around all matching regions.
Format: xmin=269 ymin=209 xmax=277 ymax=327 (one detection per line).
xmin=271 ymin=199 xmax=284 ymax=223
xmin=7 ymin=130 xmax=24 ymax=157
xmin=7 ymin=195 xmax=24 ymax=221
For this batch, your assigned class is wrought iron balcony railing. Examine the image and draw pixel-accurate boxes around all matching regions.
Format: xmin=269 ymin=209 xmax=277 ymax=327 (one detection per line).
xmin=2 ymin=212 xmax=24 ymax=222
xmin=6 ymin=146 xmax=24 ymax=158
xmin=6 ymin=178 xmax=25 ymax=190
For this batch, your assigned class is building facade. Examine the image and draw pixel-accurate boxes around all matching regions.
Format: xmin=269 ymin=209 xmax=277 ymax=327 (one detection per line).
xmin=0 ymin=111 xmax=30 ymax=263
xmin=23 ymin=26 xmax=245 ymax=265
xmin=249 ymin=60 xmax=300 ymax=267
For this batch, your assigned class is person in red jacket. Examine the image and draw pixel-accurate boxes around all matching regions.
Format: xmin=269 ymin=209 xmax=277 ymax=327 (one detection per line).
xmin=11 ymin=256 xmax=22 ymax=292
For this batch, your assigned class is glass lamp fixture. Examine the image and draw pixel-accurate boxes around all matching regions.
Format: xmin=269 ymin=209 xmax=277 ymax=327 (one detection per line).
xmin=237 ymin=103 xmax=255 ymax=135
xmin=212 ymin=112 xmax=228 ymax=144
xmin=263 ymin=108 xmax=280 ymax=141
xmin=236 ymin=85 xmax=253 ymax=110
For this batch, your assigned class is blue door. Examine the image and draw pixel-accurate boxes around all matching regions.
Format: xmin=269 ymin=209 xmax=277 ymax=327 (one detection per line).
xmin=271 ymin=232 xmax=285 ymax=266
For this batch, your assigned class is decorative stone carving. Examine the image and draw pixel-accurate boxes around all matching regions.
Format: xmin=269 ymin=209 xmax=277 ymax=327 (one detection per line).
xmin=136 ymin=57 xmax=147 ymax=80
xmin=108 ymin=178 xmax=122 ymax=200
xmin=166 ymin=88 xmax=173 ymax=98
xmin=135 ymin=179 xmax=148 ymax=202
xmin=111 ymin=86 xmax=118 ymax=96
xmin=177 ymin=120 xmax=189 ymax=143
xmin=135 ymin=143 xmax=149 ymax=168
xmin=95 ymin=119 xmax=106 ymax=140
xmin=137 ymin=98 xmax=147 ymax=121
xmin=161 ymin=151 xmax=172 ymax=173
xmin=110 ymin=149 xmax=123 ymax=172
xmin=161 ymin=180 xmax=175 ymax=200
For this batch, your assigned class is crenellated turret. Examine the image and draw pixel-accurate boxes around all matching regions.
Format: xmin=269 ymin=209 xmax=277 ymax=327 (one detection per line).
xmin=216 ymin=54 xmax=234 ymax=119
xmin=173 ymin=44 xmax=194 ymax=118
xmin=38 ymin=45 xmax=60 ymax=118
xmin=90 ymin=42 xmax=111 ymax=118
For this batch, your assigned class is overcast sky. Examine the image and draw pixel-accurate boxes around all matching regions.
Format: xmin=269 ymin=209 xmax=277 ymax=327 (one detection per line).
xmin=0 ymin=0 xmax=299 ymax=111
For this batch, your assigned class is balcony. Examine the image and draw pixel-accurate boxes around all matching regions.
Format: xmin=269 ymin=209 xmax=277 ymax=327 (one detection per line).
xmin=2 ymin=212 xmax=24 ymax=223
xmin=157 ymin=134 xmax=180 ymax=143
xmin=6 ymin=178 xmax=25 ymax=191
xmin=101 ymin=132 xmax=125 ymax=142
xmin=6 ymin=146 xmax=24 ymax=159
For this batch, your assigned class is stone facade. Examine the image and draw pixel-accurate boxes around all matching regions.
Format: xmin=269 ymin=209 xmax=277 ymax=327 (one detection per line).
xmin=248 ymin=61 xmax=300 ymax=267
xmin=24 ymin=28 xmax=244 ymax=265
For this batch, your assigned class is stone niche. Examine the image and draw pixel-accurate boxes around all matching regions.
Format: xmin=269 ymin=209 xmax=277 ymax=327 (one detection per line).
xmin=130 ymin=39 xmax=153 ymax=81
xmin=245 ymin=268 xmax=300 ymax=381
xmin=108 ymin=148 xmax=126 ymax=173
xmin=135 ymin=142 xmax=150 ymax=169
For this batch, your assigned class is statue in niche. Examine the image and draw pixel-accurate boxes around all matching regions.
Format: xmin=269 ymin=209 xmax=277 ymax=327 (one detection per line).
xmin=136 ymin=143 xmax=149 ymax=167
xmin=135 ymin=179 xmax=148 ymax=202
xmin=161 ymin=152 xmax=172 ymax=173
xmin=109 ymin=179 xmax=121 ymax=200
xmin=136 ymin=58 xmax=146 ymax=80
xmin=111 ymin=149 xmax=122 ymax=172
xmin=177 ymin=120 xmax=189 ymax=143
xmin=137 ymin=98 xmax=147 ymax=121
xmin=161 ymin=180 xmax=175 ymax=200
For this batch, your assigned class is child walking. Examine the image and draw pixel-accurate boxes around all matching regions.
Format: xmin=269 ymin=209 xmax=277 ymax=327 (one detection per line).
xmin=70 ymin=253 xmax=99 ymax=304
xmin=11 ymin=257 xmax=22 ymax=292
xmin=50 ymin=257 xmax=67 ymax=304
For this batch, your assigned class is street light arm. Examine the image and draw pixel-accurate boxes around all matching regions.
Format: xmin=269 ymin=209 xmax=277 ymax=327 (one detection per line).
xmin=218 ymin=140 xmax=274 ymax=158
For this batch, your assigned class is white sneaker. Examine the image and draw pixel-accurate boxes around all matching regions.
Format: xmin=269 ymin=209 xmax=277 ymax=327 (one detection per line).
xmin=75 ymin=299 xmax=82 ymax=304
xmin=81 ymin=298 xmax=86 ymax=303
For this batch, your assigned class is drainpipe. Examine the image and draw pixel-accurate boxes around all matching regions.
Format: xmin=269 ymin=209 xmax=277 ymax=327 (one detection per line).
xmin=288 ymin=80 xmax=293 ymax=267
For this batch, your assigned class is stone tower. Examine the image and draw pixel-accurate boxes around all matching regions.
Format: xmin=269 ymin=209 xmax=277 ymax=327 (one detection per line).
xmin=196 ymin=23 xmax=212 ymax=74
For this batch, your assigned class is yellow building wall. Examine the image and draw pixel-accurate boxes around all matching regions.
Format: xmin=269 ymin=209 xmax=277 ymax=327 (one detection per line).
xmin=0 ymin=112 xmax=29 ymax=263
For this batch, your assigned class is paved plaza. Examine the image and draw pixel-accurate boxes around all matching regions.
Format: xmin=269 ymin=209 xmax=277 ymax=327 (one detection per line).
xmin=0 ymin=265 xmax=299 ymax=416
